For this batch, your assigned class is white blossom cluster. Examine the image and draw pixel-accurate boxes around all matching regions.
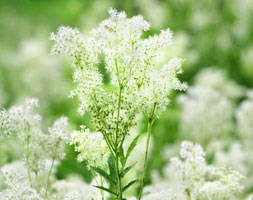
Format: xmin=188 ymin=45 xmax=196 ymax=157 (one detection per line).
xmin=3 ymin=98 xmax=45 ymax=174
xmin=0 ymin=98 xmax=69 ymax=197
xmin=170 ymin=141 xmax=207 ymax=195
xmin=45 ymin=117 xmax=69 ymax=160
xmin=7 ymin=98 xmax=41 ymax=140
xmin=70 ymin=126 xmax=109 ymax=170
xmin=51 ymin=8 xmax=186 ymax=143
xmin=0 ymin=166 xmax=43 ymax=200
xmin=194 ymin=68 xmax=245 ymax=100
xmin=198 ymin=167 xmax=244 ymax=200
xmin=236 ymin=91 xmax=253 ymax=140
xmin=0 ymin=109 xmax=14 ymax=139
xmin=52 ymin=176 xmax=101 ymax=200
xmin=178 ymin=86 xmax=234 ymax=144
xmin=145 ymin=141 xmax=244 ymax=200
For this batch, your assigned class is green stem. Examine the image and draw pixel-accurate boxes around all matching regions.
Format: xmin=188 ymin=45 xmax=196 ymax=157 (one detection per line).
xmin=185 ymin=188 xmax=191 ymax=200
xmin=25 ymin=135 xmax=32 ymax=184
xmin=35 ymin=172 xmax=39 ymax=191
xmin=100 ymin=176 xmax=105 ymax=200
xmin=138 ymin=104 xmax=156 ymax=200
xmin=138 ymin=119 xmax=154 ymax=200
xmin=115 ymin=86 xmax=123 ymax=200
xmin=45 ymin=157 xmax=55 ymax=197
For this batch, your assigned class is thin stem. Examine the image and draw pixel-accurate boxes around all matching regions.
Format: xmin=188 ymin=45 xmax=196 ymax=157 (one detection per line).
xmin=185 ymin=188 xmax=191 ymax=200
xmin=138 ymin=104 xmax=156 ymax=200
xmin=113 ymin=57 xmax=123 ymax=199
xmin=115 ymin=86 xmax=123 ymax=200
xmin=138 ymin=119 xmax=154 ymax=200
xmin=25 ymin=135 xmax=32 ymax=184
xmin=35 ymin=172 xmax=39 ymax=191
xmin=100 ymin=176 xmax=105 ymax=200
xmin=45 ymin=157 xmax=55 ymax=197
xmin=102 ymin=132 xmax=116 ymax=157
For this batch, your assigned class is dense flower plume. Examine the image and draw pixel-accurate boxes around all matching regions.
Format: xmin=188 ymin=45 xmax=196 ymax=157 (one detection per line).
xmin=50 ymin=8 xmax=187 ymax=199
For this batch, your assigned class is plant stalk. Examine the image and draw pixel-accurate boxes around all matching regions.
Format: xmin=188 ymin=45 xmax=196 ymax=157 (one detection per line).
xmin=115 ymin=86 xmax=123 ymax=199
xmin=138 ymin=119 xmax=154 ymax=200
xmin=25 ymin=135 xmax=32 ymax=184
xmin=45 ymin=157 xmax=55 ymax=197
xmin=138 ymin=104 xmax=156 ymax=200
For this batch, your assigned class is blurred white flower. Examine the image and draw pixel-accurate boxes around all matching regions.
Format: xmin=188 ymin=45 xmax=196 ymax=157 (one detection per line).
xmin=178 ymin=86 xmax=234 ymax=144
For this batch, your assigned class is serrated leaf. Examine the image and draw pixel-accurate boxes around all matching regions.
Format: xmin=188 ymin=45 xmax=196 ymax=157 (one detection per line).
xmin=122 ymin=179 xmax=138 ymax=192
xmin=94 ymin=185 xmax=117 ymax=196
xmin=108 ymin=155 xmax=116 ymax=179
xmin=91 ymin=166 xmax=116 ymax=185
xmin=126 ymin=135 xmax=139 ymax=160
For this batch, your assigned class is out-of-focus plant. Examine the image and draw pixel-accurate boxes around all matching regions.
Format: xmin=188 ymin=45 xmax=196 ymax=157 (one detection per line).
xmin=141 ymin=141 xmax=244 ymax=200
xmin=0 ymin=98 xmax=69 ymax=199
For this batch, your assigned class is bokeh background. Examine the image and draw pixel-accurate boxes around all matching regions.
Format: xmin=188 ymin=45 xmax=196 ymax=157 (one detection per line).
xmin=1 ymin=0 xmax=253 ymax=198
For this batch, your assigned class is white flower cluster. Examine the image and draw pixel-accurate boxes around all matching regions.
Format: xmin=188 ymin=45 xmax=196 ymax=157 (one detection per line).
xmin=7 ymin=98 xmax=41 ymax=140
xmin=236 ymin=91 xmax=253 ymax=140
xmin=178 ymin=86 xmax=234 ymax=144
xmin=0 ymin=166 xmax=43 ymax=200
xmin=50 ymin=26 xmax=85 ymax=59
xmin=70 ymin=126 xmax=109 ymax=170
xmin=51 ymin=8 xmax=186 ymax=141
xmin=198 ymin=167 xmax=244 ymax=200
xmin=194 ymin=68 xmax=245 ymax=100
xmin=4 ymin=98 xmax=45 ymax=173
xmin=45 ymin=117 xmax=69 ymax=160
xmin=0 ymin=109 xmax=14 ymax=139
xmin=145 ymin=141 xmax=244 ymax=200
xmin=52 ymin=176 xmax=101 ymax=200
xmin=0 ymin=98 xmax=69 ymax=193
xmin=170 ymin=141 xmax=207 ymax=193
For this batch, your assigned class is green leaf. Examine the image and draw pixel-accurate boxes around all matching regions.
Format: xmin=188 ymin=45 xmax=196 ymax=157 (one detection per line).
xmin=126 ymin=135 xmax=139 ymax=160
xmin=91 ymin=166 xmax=116 ymax=185
xmin=122 ymin=179 xmax=138 ymax=192
xmin=108 ymin=155 xmax=116 ymax=180
xmin=123 ymin=162 xmax=136 ymax=175
xmin=119 ymin=145 xmax=125 ymax=167
xmin=94 ymin=185 xmax=117 ymax=196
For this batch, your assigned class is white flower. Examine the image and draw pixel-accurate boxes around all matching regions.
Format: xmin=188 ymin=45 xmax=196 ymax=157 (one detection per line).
xmin=50 ymin=26 xmax=85 ymax=59
xmin=194 ymin=68 xmax=245 ymax=100
xmin=0 ymin=166 xmax=43 ymax=200
xmin=170 ymin=141 xmax=207 ymax=192
xmin=52 ymin=176 xmax=101 ymax=200
xmin=156 ymin=141 xmax=245 ymax=199
xmin=70 ymin=127 xmax=109 ymax=170
xmin=0 ymin=109 xmax=14 ymax=139
xmin=45 ymin=117 xmax=69 ymax=160
xmin=178 ymin=86 xmax=234 ymax=144
xmin=236 ymin=90 xmax=253 ymax=140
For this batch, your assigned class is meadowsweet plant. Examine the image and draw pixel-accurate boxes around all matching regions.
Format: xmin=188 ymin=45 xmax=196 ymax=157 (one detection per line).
xmin=51 ymin=8 xmax=186 ymax=199
xmin=0 ymin=98 xmax=69 ymax=199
